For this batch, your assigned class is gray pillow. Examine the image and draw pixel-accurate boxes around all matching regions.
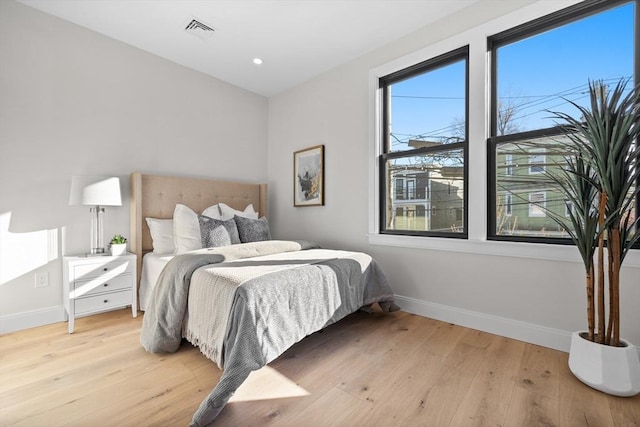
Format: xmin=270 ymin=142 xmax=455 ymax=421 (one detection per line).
xmin=198 ymin=215 xmax=240 ymax=248
xmin=234 ymin=215 xmax=271 ymax=243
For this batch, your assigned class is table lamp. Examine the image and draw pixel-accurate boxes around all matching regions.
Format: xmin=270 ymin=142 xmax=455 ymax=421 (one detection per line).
xmin=69 ymin=176 xmax=122 ymax=255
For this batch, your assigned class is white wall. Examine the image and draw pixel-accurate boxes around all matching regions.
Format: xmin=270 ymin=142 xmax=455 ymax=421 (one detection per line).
xmin=267 ymin=0 xmax=640 ymax=351
xmin=0 ymin=1 xmax=268 ymax=332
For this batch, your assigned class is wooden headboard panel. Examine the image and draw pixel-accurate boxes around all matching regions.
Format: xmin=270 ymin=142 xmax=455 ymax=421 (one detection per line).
xmin=129 ymin=172 xmax=268 ymax=288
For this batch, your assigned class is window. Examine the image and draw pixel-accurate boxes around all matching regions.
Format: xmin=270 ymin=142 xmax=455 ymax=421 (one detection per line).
xmin=406 ymin=179 xmax=416 ymax=200
xmin=488 ymin=0 xmax=636 ymax=243
xmin=394 ymin=178 xmax=418 ymax=200
xmin=528 ymin=152 xmax=545 ymax=175
xmin=528 ymin=192 xmax=546 ymax=217
xmin=505 ymin=193 xmax=513 ymax=216
xmin=565 ymin=200 xmax=573 ymax=217
xmin=379 ymin=46 xmax=468 ymax=238
xmin=395 ymin=178 xmax=404 ymax=200
xmin=505 ymin=154 xmax=514 ymax=176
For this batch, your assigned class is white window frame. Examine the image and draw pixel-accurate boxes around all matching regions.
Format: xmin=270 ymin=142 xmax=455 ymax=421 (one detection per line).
xmin=528 ymin=152 xmax=546 ymax=175
xmin=528 ymin=192 xmax=546 ymax=217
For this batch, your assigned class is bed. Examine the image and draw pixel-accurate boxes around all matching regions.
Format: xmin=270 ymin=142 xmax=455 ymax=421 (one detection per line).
xmin=131 ymin=172 xmax=399 ymax=426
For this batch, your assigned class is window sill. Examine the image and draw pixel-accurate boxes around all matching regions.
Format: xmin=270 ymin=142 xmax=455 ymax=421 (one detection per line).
xmin=367 ymin=233 xmax=640 ymax=268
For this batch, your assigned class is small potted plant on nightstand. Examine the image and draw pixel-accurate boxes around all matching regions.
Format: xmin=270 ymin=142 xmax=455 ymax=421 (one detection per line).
xmin=109 ymin=234 xmax=127 ymax=256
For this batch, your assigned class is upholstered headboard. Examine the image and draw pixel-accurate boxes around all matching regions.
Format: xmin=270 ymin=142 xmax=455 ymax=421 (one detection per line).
xmin=129 ymin=172 xmax=268 ymax=290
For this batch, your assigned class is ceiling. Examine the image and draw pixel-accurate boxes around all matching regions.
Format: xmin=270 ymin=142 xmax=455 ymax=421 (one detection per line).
xmin=18 ymin=0 xmax=479 ymax=97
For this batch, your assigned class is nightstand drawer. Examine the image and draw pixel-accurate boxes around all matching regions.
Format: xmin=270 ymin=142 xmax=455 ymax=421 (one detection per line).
xmin=75 ymin=290 xmax=133 ymax=315
xmin=72 ymin=274 xmax=132 ymax=298
xmin=73 ymin=258 xmax=134 ymax=281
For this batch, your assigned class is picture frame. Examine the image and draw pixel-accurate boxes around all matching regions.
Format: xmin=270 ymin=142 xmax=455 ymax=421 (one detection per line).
xmin=293 ymin=145 xmax=324 ymax=207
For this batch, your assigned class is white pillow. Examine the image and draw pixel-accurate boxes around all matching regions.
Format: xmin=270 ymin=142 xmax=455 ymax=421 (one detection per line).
xmin=145 ymin=218 xmax=175 ymax=254
xmin=202 ymin=204 xmax=222 ymax=219
xmin=218 ymin=203 xmax=258 ymax=221
xmin=173 ymin=204 xmax=222 ymax=253
xmin=173 ymin=204 xmax=201 ymax=253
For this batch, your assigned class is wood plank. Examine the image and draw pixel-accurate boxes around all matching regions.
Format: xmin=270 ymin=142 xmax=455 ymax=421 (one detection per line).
xmin=338 ymin=321 xmax=469 ymax=425
xmin=556 ymin=350 xmax=617 ymax=426
xmin=448 ymin=335 xmax=526 ymax=426
xmin=282 ymin=387 xmax=363 ymax=427
xmin=503 ymin=343 xmax=563 ymax=426
xmin=607 ymin=394 xmax=640 ymax=426
xmin=393 ymin=329 xmax=495 ymax=426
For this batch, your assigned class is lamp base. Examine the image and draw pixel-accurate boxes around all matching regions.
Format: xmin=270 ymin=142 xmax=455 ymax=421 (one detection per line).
xmin=89 ymin=206 xmax=106 ymax=257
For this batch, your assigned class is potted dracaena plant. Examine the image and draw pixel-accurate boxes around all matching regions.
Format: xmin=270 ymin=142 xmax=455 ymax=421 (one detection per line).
xmin=542 ymin=79 xmax=640 ymax=396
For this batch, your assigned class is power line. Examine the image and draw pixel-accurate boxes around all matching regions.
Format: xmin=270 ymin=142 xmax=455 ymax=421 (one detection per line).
xmin=389 ymin=75 xmax=632 ymax=145
xmin=392 ymin=95 xmax=465 ymax=99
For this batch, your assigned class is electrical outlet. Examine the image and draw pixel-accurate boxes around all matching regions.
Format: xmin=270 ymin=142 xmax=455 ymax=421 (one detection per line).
xmin=35 ymin=272 xmax=49 ymax=288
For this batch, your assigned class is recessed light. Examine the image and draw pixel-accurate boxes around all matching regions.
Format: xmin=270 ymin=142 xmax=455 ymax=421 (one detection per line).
xmin=253 ymin=58 xmax=263 ymax=65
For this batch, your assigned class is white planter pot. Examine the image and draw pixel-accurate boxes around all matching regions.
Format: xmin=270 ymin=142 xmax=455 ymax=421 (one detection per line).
xmin=568 ymin=331 xmax=640 ymax=397
xmin=110 ymin=243 xmax=127 ymax=256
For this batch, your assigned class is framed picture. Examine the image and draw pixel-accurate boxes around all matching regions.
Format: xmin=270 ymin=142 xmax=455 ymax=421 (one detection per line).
xmin=294 ymin=145 xmax=324 ymax=207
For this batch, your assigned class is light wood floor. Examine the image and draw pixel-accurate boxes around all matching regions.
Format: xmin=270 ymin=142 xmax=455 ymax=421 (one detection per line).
xmin=1 ymin=309 xmax=639 ymax=427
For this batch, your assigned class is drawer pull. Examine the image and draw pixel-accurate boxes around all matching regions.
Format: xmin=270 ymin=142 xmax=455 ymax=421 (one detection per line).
xmin=103 ymin=268 xmax=108 ymax=271
xmin=104 ymin=283 xmax=108 ymax=287
xmin=103 ymin=300 xmax=109 ymax=303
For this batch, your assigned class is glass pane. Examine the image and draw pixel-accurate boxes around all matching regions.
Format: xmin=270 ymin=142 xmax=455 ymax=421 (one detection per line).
xmin=387 ymin=59 xmax=466 ymax=152
xmin=384 ymin=149 xmax=464 ymax=233
xmin=496 ymin=135 xmax=638 ymax=239
xmin=495 ymin=136 xmax=574 ymax=238
xmin=495 ymin=2 xmax=634 ymax=134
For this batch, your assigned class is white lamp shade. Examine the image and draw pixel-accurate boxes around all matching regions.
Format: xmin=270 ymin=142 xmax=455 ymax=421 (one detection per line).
xmin=69 ymin=176 xmax=122 ymax=206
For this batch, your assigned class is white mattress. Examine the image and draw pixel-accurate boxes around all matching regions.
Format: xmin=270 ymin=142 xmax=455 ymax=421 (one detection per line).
xmin=139 ymin=252 xmax=173 ymax=311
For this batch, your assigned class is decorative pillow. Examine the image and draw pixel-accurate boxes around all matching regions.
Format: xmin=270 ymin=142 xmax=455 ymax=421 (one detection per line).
xmin=198 ymin=215 xmax=240 ymax=248
xmin=219 ymin=203 xmax=258 ymax=221
xmin=234 ymin=215 xmax=271 ymax=243
xmin=202 ymin=204 xmax=222 ymax=219
xmin=145 ymin=218 xmax=175 ymax=254
xmin=173 ymin=204 xmax=202 ymax=253
xmin=173 ymin=203 xmax=225 ymax=253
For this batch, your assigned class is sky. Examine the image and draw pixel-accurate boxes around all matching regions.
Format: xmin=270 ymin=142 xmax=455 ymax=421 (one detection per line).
xmin=388 ymin=1 xmax=635 ymax=149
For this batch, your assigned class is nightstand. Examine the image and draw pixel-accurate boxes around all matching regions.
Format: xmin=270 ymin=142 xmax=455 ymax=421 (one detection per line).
xmin=62 ymin=253 xmax=137 ymax=333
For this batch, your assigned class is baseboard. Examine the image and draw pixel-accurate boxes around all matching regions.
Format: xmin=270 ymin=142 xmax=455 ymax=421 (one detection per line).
xmin=0 ymin=298 xmax=573 ymax=352
xmin=395 ymin=295 xmax=572 ymax=352
xmin=0 ymin=306 xmax=65 ymax=335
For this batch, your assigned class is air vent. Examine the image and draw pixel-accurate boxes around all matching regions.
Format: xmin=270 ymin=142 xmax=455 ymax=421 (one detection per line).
xmin=184 ymin=19 xmax=215 ymax=40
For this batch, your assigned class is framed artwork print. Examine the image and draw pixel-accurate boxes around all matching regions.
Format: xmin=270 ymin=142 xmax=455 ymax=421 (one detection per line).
xmin=294 ymin=145 xmax=324 ymax=207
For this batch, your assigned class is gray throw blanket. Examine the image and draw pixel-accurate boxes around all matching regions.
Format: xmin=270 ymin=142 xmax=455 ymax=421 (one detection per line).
xmin=140 ymin=252 xmax=224 ymax=353
xmin=140 ymin=240 xmax=399 ymax=426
